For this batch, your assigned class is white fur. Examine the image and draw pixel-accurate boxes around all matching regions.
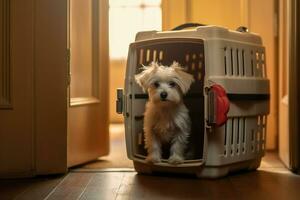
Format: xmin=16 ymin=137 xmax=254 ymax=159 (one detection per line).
xmin=135 ymin=61 xmax=194 ymax=164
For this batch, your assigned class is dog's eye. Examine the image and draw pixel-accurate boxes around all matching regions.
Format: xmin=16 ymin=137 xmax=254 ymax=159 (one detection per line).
xmin=153 ymin=81 xmax=160 ymax=88
xmin=169 ymin=81 xmax=176 ymax=87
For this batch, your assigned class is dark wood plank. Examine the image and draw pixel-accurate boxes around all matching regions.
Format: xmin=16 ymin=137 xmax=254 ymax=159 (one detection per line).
xmin=0 ymin=180 xmax=32 ymax=200
xmin=15 ymin=175 xmax=65 ymax=200
xmin=0 ymin=175 xmax=64 ymax=200
xmin=1 ymin=170 xmax=300 ymax=200
xmin=79 ymin=173 xmax=124 ymax=200
xmin=229 ymin=170 xmax=300 ymax=200
xmin=1 ymin=152 xmax=300 ymax=200
xmin=45 ymin=173 xmax=94 ymax=200
xmin=114 ymin=173 xmax=237 ymax=200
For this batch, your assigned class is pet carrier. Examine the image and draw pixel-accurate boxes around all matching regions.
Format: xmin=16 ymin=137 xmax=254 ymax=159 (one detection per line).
xmin=116 ymin=25 xmax=269 ymax=178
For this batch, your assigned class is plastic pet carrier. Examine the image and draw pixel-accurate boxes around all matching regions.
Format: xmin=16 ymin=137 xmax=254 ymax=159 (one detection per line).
xmin=116 ymin=25 xmax=270 ymax=178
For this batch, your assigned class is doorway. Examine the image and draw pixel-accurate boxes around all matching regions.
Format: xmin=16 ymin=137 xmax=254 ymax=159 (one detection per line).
xmin=73 ymin=0 xmax=281 ymax=170
xmin=70 ymin=0 xmax=162 ymax=169
xmin=72 ymin=0 xmax=297 ymax=174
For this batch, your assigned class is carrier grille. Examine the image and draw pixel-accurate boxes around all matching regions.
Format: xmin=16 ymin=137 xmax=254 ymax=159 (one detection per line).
xmin=137 ymin=49 xmax=204 ymax=82
xmin=223 ymin=115 xmax=267 ymax=158
xmin=136 ymin=42 xmax=205 ymax=86
xmin=139 ymin=49 xmax=164 ymax=64
xmin=223 ymin=47 xmax=266 ymax=78
xmin=223 ymin=117 xmax=246 ymax=156
xmin=185 ymin=53 xmax=204 ymax=81
xmin=133 ymin=40 xmax=205 ymax=160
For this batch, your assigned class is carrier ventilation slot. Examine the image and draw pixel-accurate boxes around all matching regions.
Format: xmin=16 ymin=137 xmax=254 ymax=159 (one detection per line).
xmin=251 ymin=50 xmax=254 ymax=76
xmin=137 ymin=48 xmax=204 ymax=82
xmin=262 ymin=115 xmax=267 ymax=150
xmin=223 ymin=116 xmax=266 ymax=157
xmin=184 ymin=53 xmax=204 ymax=81
xmin=242 ymin=50 xmax=245 ymax=76
xmin=251 ymin=50 xmax=265 ymax=78
xmin=236 ymin=49 xmax=240 ymax=75
xmin=251 ymin=129 xmax=255 ymax=152
xmin=224 ymin=47 xmax=246 ymax=77
xmin=223 ymin=124 xmax=227 ymax=155
xmin=255 ymin=51 xmax=266 ymax=78
xmin=224 ymin=48 xmax=227 ymax=75
xmin=261 ymin=52 xmax=266 ymax=78
xmin=138 ymin=49 xmax=164 ymax=65
xmin=257 ymin=115 xmax=267 ymax=151
xmin=159 ymin=50 xmax=163 ymax=60
xmin=223 ymin=117 xmax=247 ymax=157
xmin=224 ymin=47 xmax=265 ymax=78
xmin=230 ymin=48 xmax=233 ymax=75
xmin=249 ymin=115 xmax=267 ymax=153
xmin=146 ymin=49 xmax=150 ymax=62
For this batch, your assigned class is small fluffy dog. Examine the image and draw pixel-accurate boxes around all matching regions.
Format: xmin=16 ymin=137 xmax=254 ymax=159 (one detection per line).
xmin=135 ymin=61 xmax=194 ymax=164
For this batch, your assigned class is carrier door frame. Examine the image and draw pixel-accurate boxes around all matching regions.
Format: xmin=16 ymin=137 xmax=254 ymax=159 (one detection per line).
xmin=128 ymin=37 xmax=207 ymax=164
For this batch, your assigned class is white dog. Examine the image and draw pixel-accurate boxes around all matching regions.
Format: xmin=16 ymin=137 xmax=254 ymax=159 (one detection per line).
xmin=135 ymin=61 xmax=194 ymax=164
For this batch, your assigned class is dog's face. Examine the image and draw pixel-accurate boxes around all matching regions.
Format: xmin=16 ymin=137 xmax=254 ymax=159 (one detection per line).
xmin=135 ymin=62 xmax=194 ymax=105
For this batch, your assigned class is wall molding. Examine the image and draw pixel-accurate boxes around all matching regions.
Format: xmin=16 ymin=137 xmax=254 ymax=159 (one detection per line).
xmin=0 ymin=0 xmax=12 ymax=109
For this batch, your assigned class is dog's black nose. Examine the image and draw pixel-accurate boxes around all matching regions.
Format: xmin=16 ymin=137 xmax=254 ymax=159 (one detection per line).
xmin=160 ymin=92 xmax=168 ymax=100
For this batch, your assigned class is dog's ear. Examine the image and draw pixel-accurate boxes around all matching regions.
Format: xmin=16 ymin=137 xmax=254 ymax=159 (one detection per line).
xmin=171 ymin=61 xmax=194 ymax=94
xmin=135 ymin=62 xmax=159 ymax=92
xmin=170 ymin=61 xmax=184 ymax=71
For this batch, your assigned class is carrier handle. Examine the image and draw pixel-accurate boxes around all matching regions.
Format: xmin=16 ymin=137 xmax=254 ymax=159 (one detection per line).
xmin=236 ymin=26 xmax=249 ymax=33
xmin=171 ymin=23 xmax=206 ymax=31
xmin=172 ymin=23 xmax=249 ymax=33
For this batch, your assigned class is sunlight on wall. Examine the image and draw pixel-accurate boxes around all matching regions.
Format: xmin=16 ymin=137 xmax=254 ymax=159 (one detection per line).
xmin=109 ymin=0 xmax=162 ymax=123
xmin=109 ymin=0 xmax=162 ymax=59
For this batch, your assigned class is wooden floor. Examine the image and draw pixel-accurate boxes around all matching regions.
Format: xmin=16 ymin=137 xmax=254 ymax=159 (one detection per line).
xmin=1 ymin=125 xmax=299 ymax=199
xmin=1 ymin=151 xmax=300 ymax=200
xmin=75 ymin=124 xmax=133 ymax=169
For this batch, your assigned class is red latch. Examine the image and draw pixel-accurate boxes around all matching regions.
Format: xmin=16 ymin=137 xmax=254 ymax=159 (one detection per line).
xmin=208 ymin=84 xmax=230 ymax=126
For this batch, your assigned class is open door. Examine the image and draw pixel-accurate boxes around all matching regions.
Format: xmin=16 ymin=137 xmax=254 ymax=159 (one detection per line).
xmin=67 ymin=0 xmax=109 ymax=167
xmin=0 ymin=0 xmax=109 ymax=178
xmin=278 ymin=0 xmax=290 ymax=168
xmin=279 ymin=0 xmax=300 ymax=172
xmin=289 ymin=0 xmax=300 ymax=173
xmin=0 ymin=0 xmax=36 ymax=178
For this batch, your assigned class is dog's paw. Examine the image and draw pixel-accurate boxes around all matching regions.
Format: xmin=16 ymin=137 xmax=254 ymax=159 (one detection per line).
xmin=168 ymin=154 xmax=184 ymax=165
xmin=145 ymin=155 xmax=161 ymax=164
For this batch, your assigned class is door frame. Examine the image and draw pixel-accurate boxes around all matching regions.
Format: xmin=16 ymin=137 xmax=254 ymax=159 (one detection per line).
xmin=289 ymin=0 xmax=300 ymax=173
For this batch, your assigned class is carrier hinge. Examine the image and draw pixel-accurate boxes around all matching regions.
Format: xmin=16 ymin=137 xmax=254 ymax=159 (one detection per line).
xmin=116 ymin=88 xmax=124 ymax=114
xmin=206 ymin=84 xmax=230 ymax=127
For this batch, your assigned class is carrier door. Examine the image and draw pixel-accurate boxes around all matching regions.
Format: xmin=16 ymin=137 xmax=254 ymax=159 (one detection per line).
xmin=130 ymin=39 xmax=206 ymax=164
